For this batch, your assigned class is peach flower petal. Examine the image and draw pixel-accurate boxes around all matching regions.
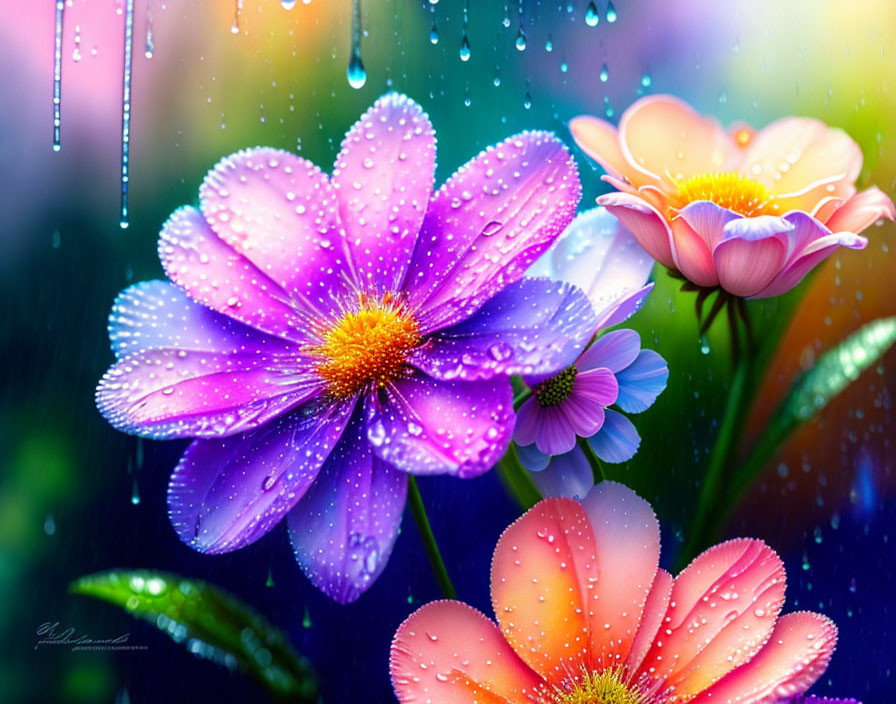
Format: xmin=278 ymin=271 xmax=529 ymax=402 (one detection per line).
xmin=617 ymin=95 xmax=738 ymax=188
xmin=670 ymin=218 xmax=719 ymax=288
xmin=390 ymin=600 xmax=543 ymax=704
xmin=569 ymin=115 xmax=631 ymax=181
xmin=580 ymin=481 xmax=661 ymax=669
xmin=491 ymin=498 xmax=597 ymax=683
xmin=690 ymin=612 xmax=838 ymax=704
xmin=599 ymin=192 xmax=677 ymax=269
xmin=740 ymin=117 xmax=861 ymax=214
xmin=625 ymin=568 xmax=673 ymax=674
xmin=637 ymin=539 xmax=786 ymax=696
xmin=824 ymin=186 xmax=896 ymax=234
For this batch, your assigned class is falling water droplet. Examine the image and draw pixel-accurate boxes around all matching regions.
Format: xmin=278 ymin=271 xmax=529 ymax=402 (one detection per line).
xmin=53 ymin=0 xmax=64 ymax=151
xmin=599 ymin=61 xmax=609 ymax=82
xmin=523 ymin=89 xmax=532 ymax=110
xmin=429 ymin=19 xmax=439 ymax=44
xmin=560 ymin=59 xmax=568 ymax=73
xmin=72 ymin=24 xmax=82 ymax=62
xmin=44 ymin=513 xmax=56 ymax=536
xmin=347 ymin=0 xmax=366 ymax=88
xmin=606 ymin=1 xmax=618 ymax=22
xmin=231 ymin=0 xmax=242 ymax=34
xmin=700 ymin=334 xmax=711 ymax=355
xmin=463 ymin=84 xmax=471 ymax=107
xmin=545 ymin=33 xmax=553 ymax=52
xmin=641 ymin=72 xmax=652 ymax=88
xmin=281 ymin=0 xmax=297 ymax=8
xmin=144 ymin=5 xmax=155 ymax=59
xmin=603 ymin=96 xmax=614 ymax=118
xmin=120 ymin=0 xmax=135 ymax=229
xmin=459 ymin=34 xmax=471 ymax=61
xmin=131 ymin=477 xmax=141 ymax=505
xmin=493 ymin=67 xmax=501 ymax=86
xmin=266 ymin=568 xmax=275 ymax=587
xmin=515 ymin=27 xmax=527 ymax=51
xmin=585 ymin=1 xmax=599 ymax=26
xmin=302 ymin=606 xmax=312 ymax=629
xmin=459 ymin=0 xmax=471 ymax=61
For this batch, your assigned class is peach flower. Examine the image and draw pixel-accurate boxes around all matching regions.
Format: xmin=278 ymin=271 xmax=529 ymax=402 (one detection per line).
xmin=392 ymin=482 xmax=841 ymax=704
xmin=570 ymin=96 xmax=894 ymax=298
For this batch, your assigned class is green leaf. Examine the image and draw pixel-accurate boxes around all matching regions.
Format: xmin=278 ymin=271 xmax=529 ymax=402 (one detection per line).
xmin=729 ymin=315 xmax=896 ymax=502
xmin=71 ymin=570 xmax=318 ymax=703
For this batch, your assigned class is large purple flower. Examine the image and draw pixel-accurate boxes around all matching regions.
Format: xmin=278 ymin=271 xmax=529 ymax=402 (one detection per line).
xmin=95 ymin=94 xmax=592 ymax=603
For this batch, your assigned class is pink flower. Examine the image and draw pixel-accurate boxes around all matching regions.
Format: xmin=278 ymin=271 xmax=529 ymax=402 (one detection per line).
xmin=392 ymin=482 xmax=841 ymax=704
xmin=570 ymin=95 xmax=895 ymax=298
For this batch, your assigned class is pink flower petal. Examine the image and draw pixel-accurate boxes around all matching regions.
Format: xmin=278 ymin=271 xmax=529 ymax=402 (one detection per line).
xmin=199 ymin=148 xmax=352 ymax=317
xmin=691 ymin=612 xmax=837 ymax=704
xmin=533 ymin=405 xmax=578 ymax=456
xmin=159 ymin=206 xmax=311 ymax=343
xmin=580 ymin=481 xmax=661 ymax=669
xmin=637 ymin=539 xmax=787 ymax=697
xmin=332 ymin=93 xmax=435 ymax=290
xmin=712 ymin=234 xmax=787 ymax=297
xmin=390 ymin=600 xmax=543 ymax=704
xmin=823 ymin=186 xmax=896 ymax=234
xmin=740 ymin=117 xmax=862 ymax=214
xmin=617 ymin=95 xmax=738 ymax=187
xmin=670 ymin=217 xmax=719 ymax=288
xmin=599 ymin=192 xmax=677 ymax=270
xmin=491 ymin=498 xmax=598 ymax=683
xmin=572 ymin=367 xmax=619 ymax=407
xmin=569 ymin=114 xmax=630 ymax=180
xmin=562 ymin=389 xmax=606 ymax=438
xmin=404 ymin=132 xmax=581 ymax=333
xmin=625 ymin=568 xmax=673 ymax=673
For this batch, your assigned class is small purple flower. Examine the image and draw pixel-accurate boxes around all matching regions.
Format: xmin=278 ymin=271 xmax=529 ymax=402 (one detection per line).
xmin=512 ymin=208 xmax=669 ymax=497
xmin=96 ymin=93 xmax=592 ymax=603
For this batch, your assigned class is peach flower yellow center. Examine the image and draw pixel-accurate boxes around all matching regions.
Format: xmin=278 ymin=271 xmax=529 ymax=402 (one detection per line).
xmin=674 ymin=172 xmax=773 ymax=217
xmin=314 ymin=295 xmax=420 ymax=398
xmin=546 ymin=668 xmax=649 ymax=704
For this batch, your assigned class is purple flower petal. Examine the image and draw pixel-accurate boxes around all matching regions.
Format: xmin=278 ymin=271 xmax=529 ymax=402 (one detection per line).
xmin=614 ymin=349 xmax=669 ymax=413
xmin=531 ymin=207 xmax=655 ymax=328
xmin=562 ymin=390 xmax=607 ymax=439
xmin=528 ymin=445 xmax=593 ymax=499
xmin=287 ymin=413 xmax=408 ymax=604
xmin=532 ymin=405 xmax=578 ymax=456
xmin=402 ymin=131 xmax=581 ymax=333
xmin=159 ymin=206 xmax=311 ymax=343
xmin=678 ymin=200 xmax=740 ymax=252
xmin=167 ymin=400 xmax=352 ymax=554
xmin=109 ymin=280 xmax=294 ymax=359
xmin=513 ymin=397 xmax=541 ymax=448
xmin=366 ymin=370 xmax=513 ymax=478
xmin=96 ymin=347 xmax=321 ymax=439
xmin=578 ymin=328 xmax=641 ymax=373
xmin=573 ymin=367 xmax=620 ymax=407
xmin=332 ymin=93 xmax=435 ymax=291
xmin=412 ymin=278 xmax=595 ymax=382
xmin=515 ymin=441 xmax=550 ymax=472
xmin=722 ymin=214 xmax=795 ymax=241
xmin=199 ymin=148 xmax=352 ymax=317
xmin=587 ymin=409 xmax=641 ymax=463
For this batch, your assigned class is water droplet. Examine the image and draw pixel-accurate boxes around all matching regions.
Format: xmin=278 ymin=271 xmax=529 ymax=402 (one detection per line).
xmin=231 ymin=0 xmax=242 ymax=34
xmin=131 ymin=477 xmax=141 ymax=505
xmin=641 ymin=73 xmax=652 ymax=88
xmin=429 ymin=21 xmax=439 ymax=44
xmin=347 ymin=0 xmax=366 ymax=88
xmin=281 ymin=0 xmax=297 ymax=8
xmin=545 ymin=34 xmax=553 ymax=52
xmin=144 ymin=5 xmax=155 ymax=59
xmin=266 ymin=568 xmax=275 ymax=587
xmin=459 ymin=34 xmax=471 ymax=61
xmin=302 ymin=606 xmax=312 ymax=628
xmin=560 ymin=60 xmax=568 ymax=73
xmin=699 ymin=335 xmax=711 ymax=355
xmin=53 ymin=0 xmax=64 ymax=151
xmin=515 ymin=28 xmax=527 ymax=51
xmin=44 ymin=513 xmax=56 ymax=536
xmin=599 ymin=61 xmax=609 ymax=82
xmin=585 ymin=1 xmax=599 ymax=26
xmin=606 ymin=1 xmax=617 ymax=22
xmin=120 ymin=0 xmax=135 ymax=229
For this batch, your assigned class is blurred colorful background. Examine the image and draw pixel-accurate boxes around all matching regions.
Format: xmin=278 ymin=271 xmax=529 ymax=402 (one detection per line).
xmin=1 ymin=0 xmax=894 ymax=701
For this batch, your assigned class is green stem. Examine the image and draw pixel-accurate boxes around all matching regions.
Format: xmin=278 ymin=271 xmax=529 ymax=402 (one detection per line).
xmin=406 ymin=476 xmax=456 ymax=599
xmin=513 ymin=387 xmax=532 ymax=410
xmin=578 ymin=437 xmax=606 ymax=484
xmin=496 ymin=444 xmax=543 ymax=509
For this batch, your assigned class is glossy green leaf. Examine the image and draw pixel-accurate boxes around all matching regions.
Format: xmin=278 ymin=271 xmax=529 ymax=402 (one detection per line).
xmin=71 ymin=570 xmax=318 ymax=702
xmin=727 ymin=315 xmax=896 ymax=506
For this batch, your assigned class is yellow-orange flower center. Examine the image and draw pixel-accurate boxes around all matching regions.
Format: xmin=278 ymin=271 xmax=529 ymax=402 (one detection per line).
xmin=675 ymin=172 xmax=773 ymax=217
xmin=542 ymin=668 xmax=650 ymax=704
xmin=313 ymin=295 xmax=420 ymax=399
